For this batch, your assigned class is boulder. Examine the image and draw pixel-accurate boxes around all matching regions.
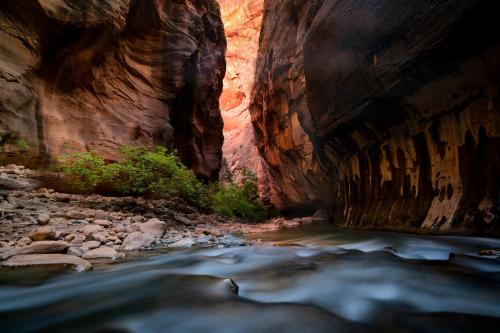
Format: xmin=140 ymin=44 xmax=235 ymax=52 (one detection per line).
xmin=29 ymin=226 xmax=56 ymax=241
xmin=82 ymin=247 xmax=124 ymax=260
xmin=139 ymin=218 xmax=167 ymax=238
xmin=122 ymin=232 xmax=156 ymax=251
xmin=1 ymin=254 xmax=92 ymax=272
xmin=0 ymin=241 xmax=69 ymax=260
xmin=168 ymin=237 xmax=195 ymax=248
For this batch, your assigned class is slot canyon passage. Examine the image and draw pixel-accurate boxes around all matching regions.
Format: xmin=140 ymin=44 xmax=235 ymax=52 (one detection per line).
xmin=1 ymin=0 xmax=500 ymax=332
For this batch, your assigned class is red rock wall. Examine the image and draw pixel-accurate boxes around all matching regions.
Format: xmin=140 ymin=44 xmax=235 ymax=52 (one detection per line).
xmin=251 ymin=0 xmax=500 ymax=234
xmin=218 ymin=0 xmax=266 ymax=183
xmin=0 ymin=0 xmax=225 ymax=180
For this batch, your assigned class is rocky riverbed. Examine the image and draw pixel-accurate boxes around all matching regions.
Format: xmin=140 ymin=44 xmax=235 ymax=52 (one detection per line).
xmin=0 ymin=165 xmax=325 ymax=272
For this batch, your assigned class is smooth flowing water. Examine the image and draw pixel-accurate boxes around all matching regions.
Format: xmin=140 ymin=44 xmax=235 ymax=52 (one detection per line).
xmin=1 ymin=225 xmax=500 ymax=333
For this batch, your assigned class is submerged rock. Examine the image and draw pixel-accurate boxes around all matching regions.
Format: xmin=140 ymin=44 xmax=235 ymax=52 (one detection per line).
xmin=223 ymin=278 xmax=239 ymax=295
xmin=1 ymin=254 xmax=92 ymax=272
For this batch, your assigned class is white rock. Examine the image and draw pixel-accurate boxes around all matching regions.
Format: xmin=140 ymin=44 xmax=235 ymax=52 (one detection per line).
xmin=139 ymin=218 xmax=167 ymax=238
xmin=168 ymin=238 xmax=195 ymax=248
xmin=122 ymin=232 xmax=155 ymax=251
xmin=82 ymin=247 xmax=124 ymax=260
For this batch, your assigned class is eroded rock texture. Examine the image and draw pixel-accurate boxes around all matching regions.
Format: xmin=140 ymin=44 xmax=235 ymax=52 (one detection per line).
xmin=0 ymin=0 xmax=225 ymax=180
xmin=251 ymin=0 xmax=500 ymax=233
xmin=218 ymin=0 xmax=265 ymax=181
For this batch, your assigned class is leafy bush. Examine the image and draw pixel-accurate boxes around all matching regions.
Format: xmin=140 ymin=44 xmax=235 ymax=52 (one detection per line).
xmin=209 ymin=168 xmax=267 ymax=222
xmin=60 ymin=151 xmax=107 ymax=192
xmin=60 ymin=147 xmax=267 ymax=222
xmin=105 ymin=146 xmax=203 ymax=201
xmin=210 ymin=184 xmax=267 ymax=222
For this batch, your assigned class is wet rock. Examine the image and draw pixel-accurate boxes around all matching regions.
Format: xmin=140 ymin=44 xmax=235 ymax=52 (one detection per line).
xmin=1 ymin=254 xmax=92 ymax=272
xmin=479 ymin=250 xmax=500 ymax=256
xmin=0 ymin=241 xmax=69 ymax=260
xmin=220 ymin=235 xmax=246 ymax=247
xmin=29 ymin=226 xmax=56 ymax=241
xmin=223 ymin=278 xmax=239 ymax=295
xmin=37 ymin=213 xmax=51 ymax=225
xmin=122 ymin=232 xmax=156 ymax=251
xmin=168 ymin=238 xmax=195 ymax=248
xmin=82 ymin=247 xmax=124 ymax=261
xmin=139 ymin=218 xmax=167 ymax=238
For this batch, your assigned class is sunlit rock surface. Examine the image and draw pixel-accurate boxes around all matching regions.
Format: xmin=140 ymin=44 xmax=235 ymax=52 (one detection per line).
xmin=218 ymin=0 xmax=266 ymax=182
xmin=0 ymin=0 xmax=225 ymax=180
xmin=251 ymin=0 xmax=500 ymax=233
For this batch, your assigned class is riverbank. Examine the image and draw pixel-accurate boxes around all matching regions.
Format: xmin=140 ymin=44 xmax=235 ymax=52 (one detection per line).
xmin=0 ymin=164 xmax=325 ymax=271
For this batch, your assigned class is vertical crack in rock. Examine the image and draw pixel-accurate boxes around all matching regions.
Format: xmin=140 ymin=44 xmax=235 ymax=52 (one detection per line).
xmin=217 ymin=0 xmax=267 ymax=187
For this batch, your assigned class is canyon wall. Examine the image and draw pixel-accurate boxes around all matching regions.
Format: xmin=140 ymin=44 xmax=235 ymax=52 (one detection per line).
xmin=251 ymin=0 xmax=500 ymax=234
xmin=0 ymin=0 xmax=225 ymax=180
xmin=218 ymin=0 xmax=265 ymax=183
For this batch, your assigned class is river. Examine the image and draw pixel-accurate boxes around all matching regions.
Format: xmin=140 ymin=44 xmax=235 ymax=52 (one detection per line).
xmin=1 ymin=225 xmax=500 ymax=332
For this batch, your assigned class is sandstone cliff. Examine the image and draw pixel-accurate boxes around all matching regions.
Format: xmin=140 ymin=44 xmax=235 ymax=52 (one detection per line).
xmin=251 ymin=0 xmax=500 ymax=234
xmin=0 ymin=0 xmax=225 ymax=180
xmin=218 ymin=0 xmax=265 ymax=182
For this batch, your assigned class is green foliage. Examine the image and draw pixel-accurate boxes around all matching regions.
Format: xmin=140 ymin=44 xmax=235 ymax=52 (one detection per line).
xmin=60 ymin=151 xmax=107 ymax=192
xmin=60 ymin=147 xmax=267 ymax=222
xmin=105 ymin=146 xmax=203 ymax=201
xmin=16 ymin=138 xmax=30 ymax=151
xmin=210 ymin=168 xmax=267 ymax=222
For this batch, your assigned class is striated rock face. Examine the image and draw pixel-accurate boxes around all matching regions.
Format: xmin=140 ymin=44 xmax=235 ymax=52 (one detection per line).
xmin=0 ymin=0 xmax=225 ymax=180
xmin=251 ymin=0 xmax=500 ymax=233
xmin=218 ymin=0 xmax=265 ymax=181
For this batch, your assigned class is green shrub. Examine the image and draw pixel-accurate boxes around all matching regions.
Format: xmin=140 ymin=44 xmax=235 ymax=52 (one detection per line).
xmin=60 ymin=147 xmax=267 ymax=222
xmin=106 ymin=146 xmax=203 ymax=202
xmin=60 ymin=151 xmax=107 ymax=192
xmin=209 ymin=168 xmax=267 ymax=222
xmin=210 ymin=184 xmax=267 ymax=222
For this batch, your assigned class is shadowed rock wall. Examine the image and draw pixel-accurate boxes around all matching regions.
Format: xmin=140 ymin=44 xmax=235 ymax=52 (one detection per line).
xmin=251 ymin=0 xmax=500 ymax=233
xmin=0 ymin=0 xmax=225 ymax=180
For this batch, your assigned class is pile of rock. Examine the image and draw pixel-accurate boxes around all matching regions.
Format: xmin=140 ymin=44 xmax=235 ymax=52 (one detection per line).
xmin=1 ymin=164 xmax=327 ymax=272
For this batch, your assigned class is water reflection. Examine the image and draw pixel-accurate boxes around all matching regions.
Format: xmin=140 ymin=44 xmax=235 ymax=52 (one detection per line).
xmin=1 ymin=226 xmax=499 ymax=332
